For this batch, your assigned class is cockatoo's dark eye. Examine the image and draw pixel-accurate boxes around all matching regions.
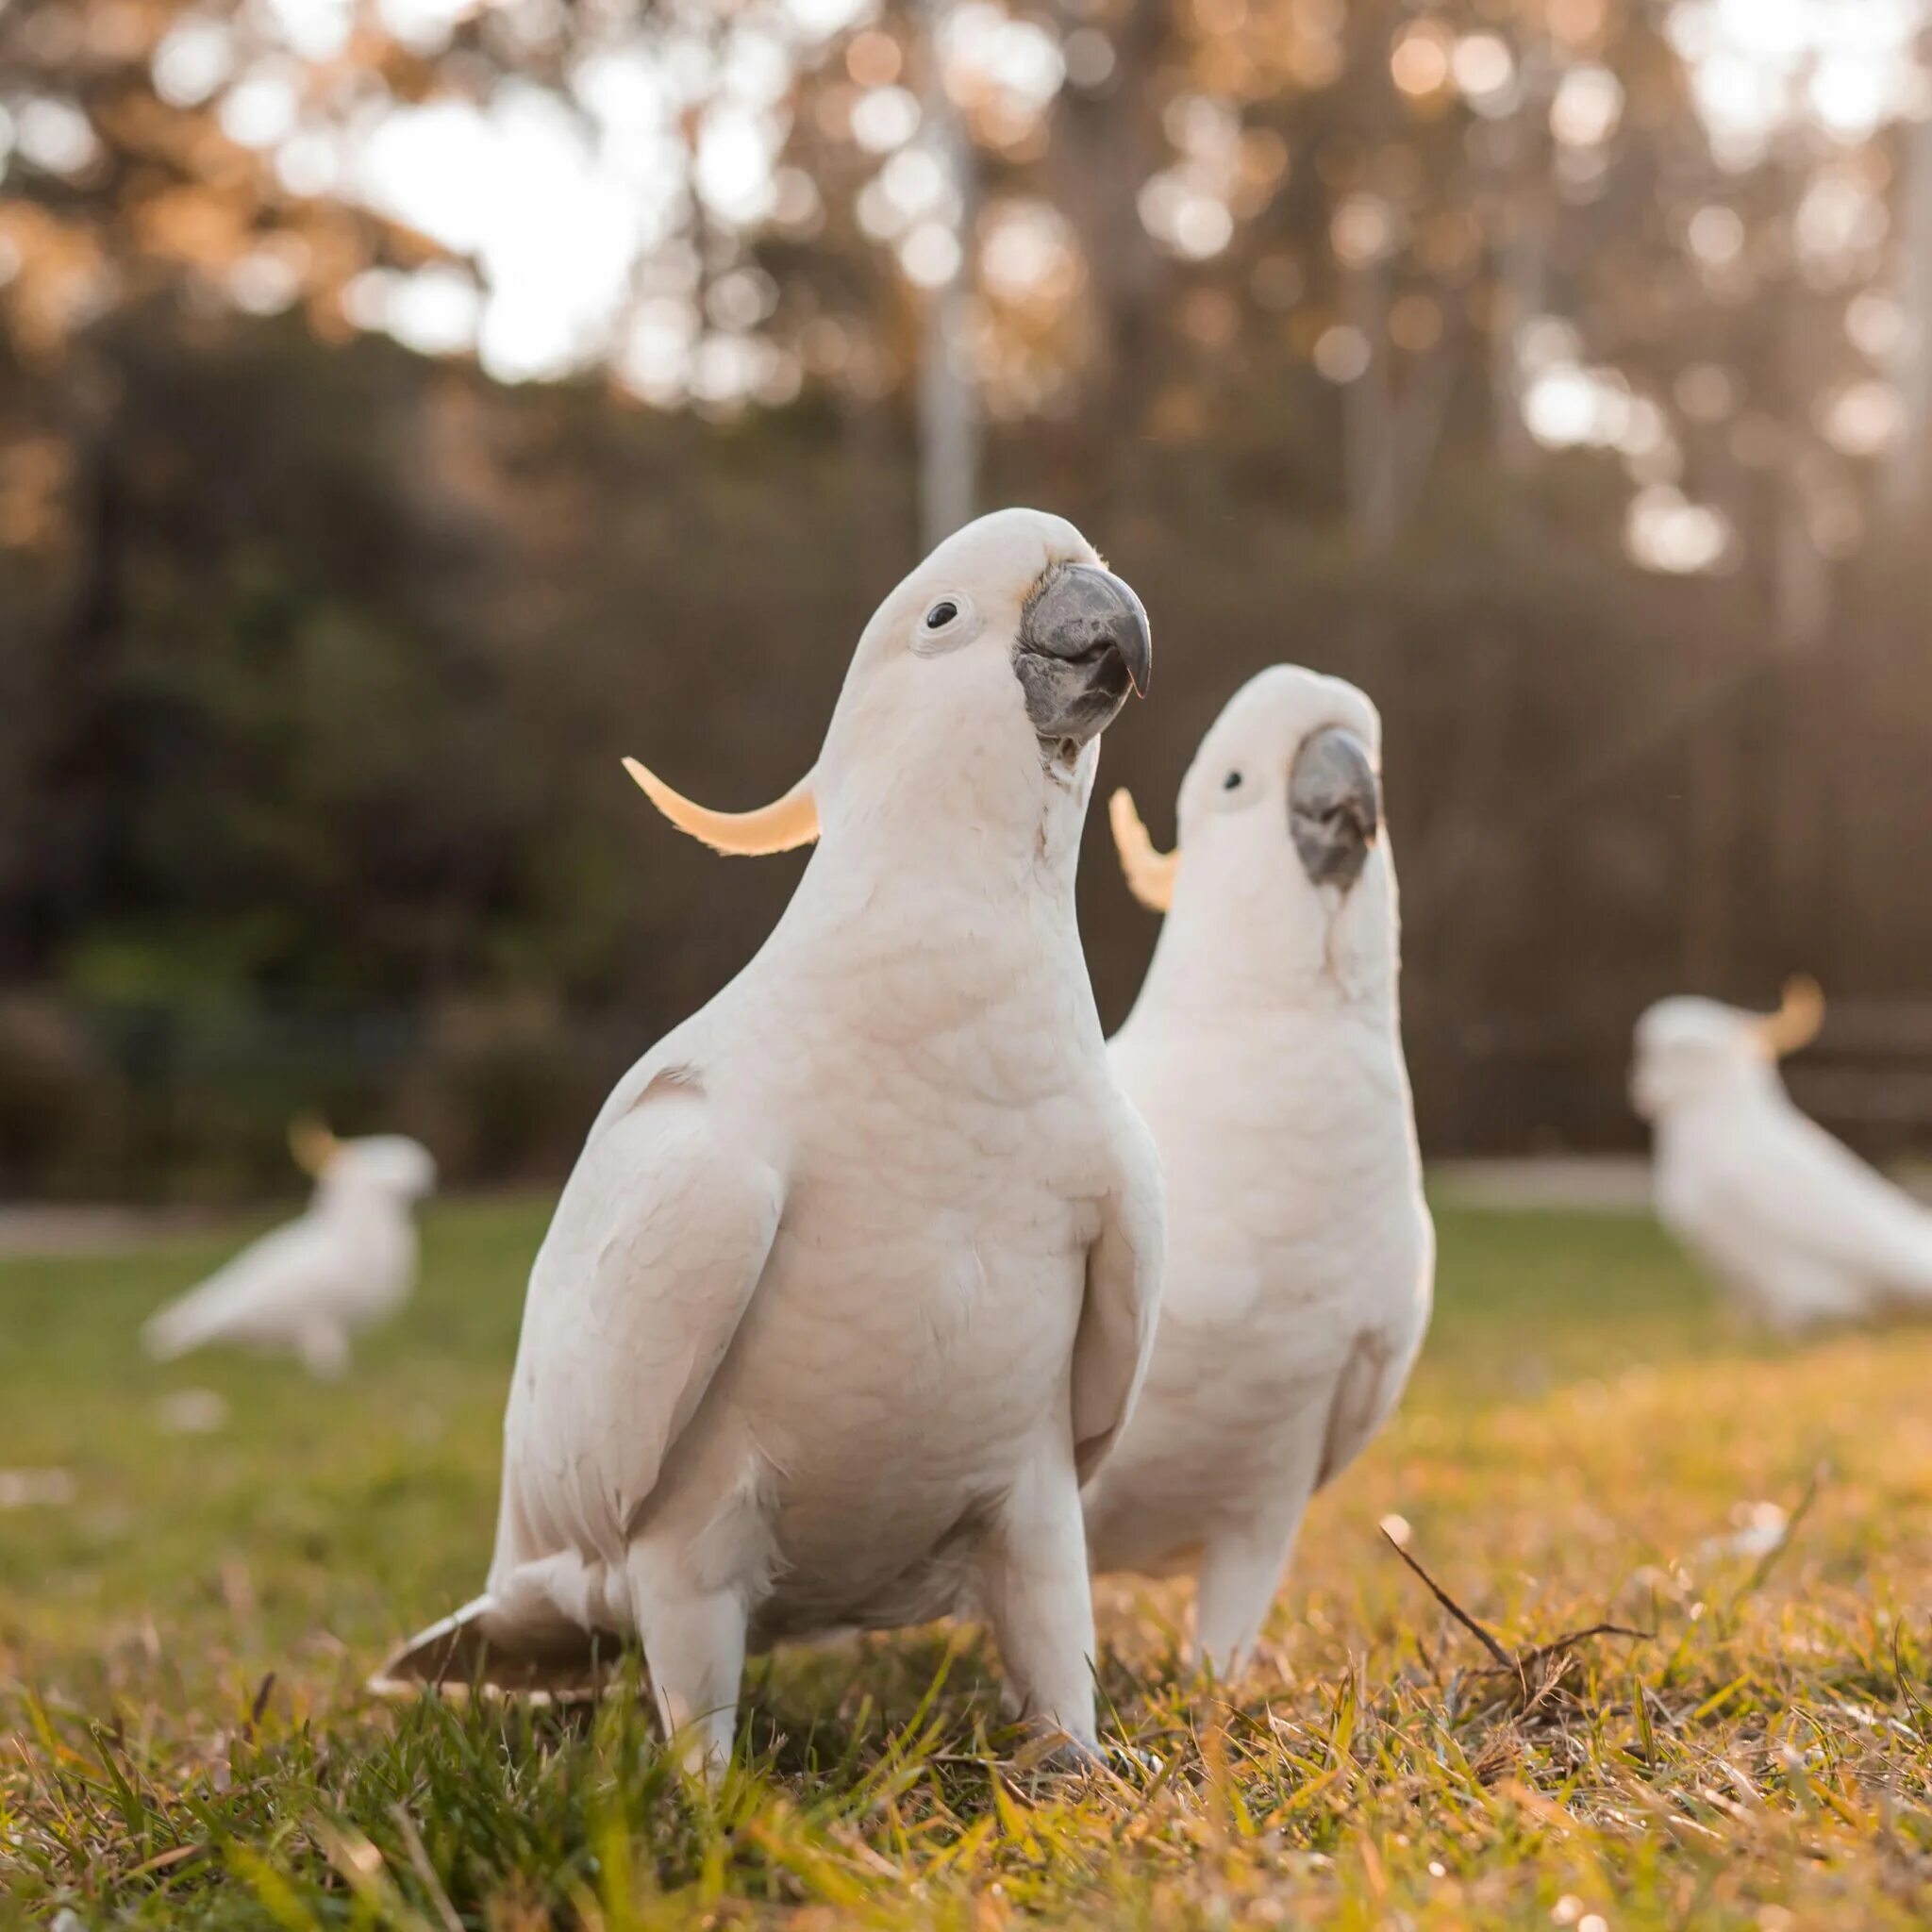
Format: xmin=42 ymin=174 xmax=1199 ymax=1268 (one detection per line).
xmin=1224 ymin=771 xmax=1243 ymax=791
xmin=912 ymin=590 xmax=978 ymax=655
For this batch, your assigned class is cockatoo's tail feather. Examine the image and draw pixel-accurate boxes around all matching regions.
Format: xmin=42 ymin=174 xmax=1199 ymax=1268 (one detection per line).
xmin=142 ymin=1304 xmax=202 ymax=1361
xmin=1757 ymin=975 xmax=1825 ymax=1058
xmin=1109 ymin=789 xmax=1178 ymax=913
xmin=622 ymin=758 xmax=820 ymax=856
xmin=370 ymin=1594 xmax=610 ymax=1701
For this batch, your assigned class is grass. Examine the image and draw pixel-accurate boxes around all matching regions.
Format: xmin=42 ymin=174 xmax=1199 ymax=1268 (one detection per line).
xmin=4 ymin=1194 xmax=1931 ymax=1928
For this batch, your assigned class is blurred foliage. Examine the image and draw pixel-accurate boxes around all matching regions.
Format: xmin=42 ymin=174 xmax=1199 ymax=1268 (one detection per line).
xmin=5 ymin=2 xmax=1932 ymax=1193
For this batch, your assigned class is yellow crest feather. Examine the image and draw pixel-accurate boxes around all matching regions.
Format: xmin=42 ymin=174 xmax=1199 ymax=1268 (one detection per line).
xmin=1758 ymin=975 xmax=1824 ymax=1058
xmin=1108 ymin=788 xmax=1178 ymax=914
xmin=289 ymin=1115 xmax=340 ymax=1177
xmin=622 ymin=759 xmax=820 ymax=857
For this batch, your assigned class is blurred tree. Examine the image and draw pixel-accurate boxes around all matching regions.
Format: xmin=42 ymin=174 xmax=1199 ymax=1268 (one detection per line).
xmin=7 ymin=0 xmax=1932 ymax=1195
xmin=1886 ymin=86 xmax=1932 ymax=522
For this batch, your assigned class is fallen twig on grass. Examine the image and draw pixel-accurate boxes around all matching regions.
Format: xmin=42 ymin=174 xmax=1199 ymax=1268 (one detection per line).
xmin=1380 ymin=1530 xmax=1655 ymax=1715
xmin=1502 ymin=1623 xmax=1657 ymax=1676
xmin=1378 ymin=1527 xmax=1518 ymax=1677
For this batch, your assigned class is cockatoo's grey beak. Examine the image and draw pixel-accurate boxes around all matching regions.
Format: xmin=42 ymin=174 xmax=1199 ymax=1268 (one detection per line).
xmin=1014 ymin=562 xmax=1152 ymax=753
xmin=1290 ymin=725 xmax=1379 ymax=892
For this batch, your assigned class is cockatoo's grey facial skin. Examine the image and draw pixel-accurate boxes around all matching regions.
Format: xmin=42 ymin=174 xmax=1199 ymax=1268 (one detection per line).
xmin=1013 ymin=562 xmax=1153 ymax=758
xmin=1289 ymin=724 xmax=1380 ymax=892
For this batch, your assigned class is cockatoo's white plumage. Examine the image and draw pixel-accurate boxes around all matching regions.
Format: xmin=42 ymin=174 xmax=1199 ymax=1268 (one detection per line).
xmin=142 ymin=1125 xmax=436 ymax=1379
xmin=1081 ymin=666 xmax=1433 ymax=1678
xmin=1633 ymin=982 xmax=1932 ymax=1330
xmin=375 ymin=509 xmax=1163 ymax=1775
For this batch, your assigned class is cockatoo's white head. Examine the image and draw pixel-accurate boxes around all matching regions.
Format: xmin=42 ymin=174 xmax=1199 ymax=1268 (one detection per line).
xmin=291 ymin=1119 xmax=439 ymax=1206
xmin=1630 ymin=979 xmax=1824 ymax=1121
xmin=1110 ymin=665 xmax=1393 ymax=1008
xmin=621 ymin=508 xmax=1150 ymax=868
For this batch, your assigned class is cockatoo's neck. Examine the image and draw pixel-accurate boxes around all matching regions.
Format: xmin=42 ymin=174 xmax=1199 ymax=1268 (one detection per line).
xmin=1659 ymin=1055 xmax=1790 ymax=1124
xmin=310 ymin=1176 xmax=413 ymax=1219
xmin=809 ymin=705 xmax=1096 ymax=913
xmin=761 ymin=735 xmax=1100 ymax=1063
xmin=1126 ymin=841 xmax=1401 ymax=1031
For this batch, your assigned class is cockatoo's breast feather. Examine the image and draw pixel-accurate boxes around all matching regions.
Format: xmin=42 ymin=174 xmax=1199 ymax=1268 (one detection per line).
xmin=1113 ymin=1008 xmax=1425 ymax=1332
xmin=492 ymin=883 xmax=1134 ymax=1637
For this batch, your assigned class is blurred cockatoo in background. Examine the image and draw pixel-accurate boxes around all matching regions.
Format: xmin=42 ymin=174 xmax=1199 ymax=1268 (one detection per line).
xmin=142 ymin=1123 xmax=436 ymax=1378
xmin=1633 ymin=981 xmax=1932 ymax=1330
xmin=375 ymin=509 xmax=1163 ymax=1779
xmin=1081 ymin=666 xmax=1434 ymax=1679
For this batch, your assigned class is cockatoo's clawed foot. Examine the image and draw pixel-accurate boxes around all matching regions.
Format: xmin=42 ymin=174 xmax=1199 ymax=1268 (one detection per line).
xmin=676 ymin=1751 xmax=731 ymax=1796
xmin=1012 ymin=1728 xmax=1158 ymax=1784
xmin=1102 ymin=1742 xmax=1164 ymax=1781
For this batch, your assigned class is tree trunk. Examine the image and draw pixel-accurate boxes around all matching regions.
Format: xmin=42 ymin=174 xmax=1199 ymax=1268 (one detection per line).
xmin=915 ymin=0 xmax=979 ymax=551
xmin=1485 ymin=37 xmax=1556 ymax=483
xmin=1884 ymin=102 xmax=1932 ymax=525
xmin=1042 ymin=0 xmax=1166 ymax=520
xmin=1343 ymin=254 xmax=1396 ymax=548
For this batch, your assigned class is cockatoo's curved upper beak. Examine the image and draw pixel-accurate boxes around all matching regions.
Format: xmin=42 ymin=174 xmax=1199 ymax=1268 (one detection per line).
xmin=1014 ymin=562 xmax=1152 ymax=753
xmin=1289 ymin=725 xmax=1380 ymax=892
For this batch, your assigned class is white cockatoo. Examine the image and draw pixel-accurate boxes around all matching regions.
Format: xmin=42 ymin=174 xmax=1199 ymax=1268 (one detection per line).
xmin=1633 ymin=981 xmax=1932 ymax=1330
xmin=142 ymin=1123 xmax=437 ymax=1379
xmin=1079 ymin=666 xmax=1434 ymax=1679
xmin=375 ymin=509 xmax=1164 ymax=1777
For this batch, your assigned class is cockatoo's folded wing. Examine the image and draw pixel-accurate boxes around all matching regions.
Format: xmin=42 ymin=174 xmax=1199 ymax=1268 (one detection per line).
xmin=142 ymin=1218 xmax=339 ymax=1359
xmin=1709 ymin=1105 xmax=1932 ymax=1302
xmin=374 ymin=1071 xmax=786 ymax=1691
xmin=1069 ymin=1118 xmax=1166 ymax=1485
xmin=1317 ymin=1287 xmax=1431 ymax=1492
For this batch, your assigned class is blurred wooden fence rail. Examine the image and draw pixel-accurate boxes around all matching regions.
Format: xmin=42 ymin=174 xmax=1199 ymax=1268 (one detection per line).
xmin=0 ymin=992 xmax=644 ymax=1204
xmin=1782 ymin=1002 xmax=1932 ymax=1148
xmin=6 ymin=990 xmax=1932 ymax=1205
xmin=1406 ymin=1002 xmax=1932 ymax=1175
